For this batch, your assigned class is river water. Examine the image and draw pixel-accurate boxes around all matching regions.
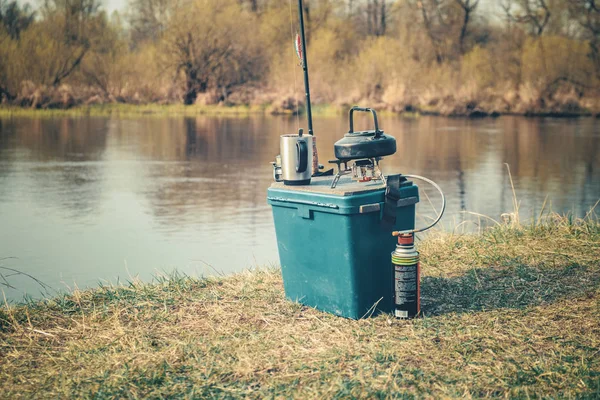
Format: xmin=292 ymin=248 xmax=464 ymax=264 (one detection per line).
xmin=0 ymin=115 xmax=598 ymax=301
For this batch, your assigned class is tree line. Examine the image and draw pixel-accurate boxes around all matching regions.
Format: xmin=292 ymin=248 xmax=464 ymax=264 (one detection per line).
xmin=0 ymin=0 xmax=599 ymax=115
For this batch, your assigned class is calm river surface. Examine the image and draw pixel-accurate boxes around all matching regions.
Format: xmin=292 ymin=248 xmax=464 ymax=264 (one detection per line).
xmin=1 ymin=115 xmax=599 ymax=301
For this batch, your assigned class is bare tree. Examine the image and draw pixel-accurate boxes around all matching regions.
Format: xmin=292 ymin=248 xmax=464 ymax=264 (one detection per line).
xmin=500 ymin=0 xmax=513 ymax=26
xmin=128 ymin=0 xmax=176 ymax=44
xmin=505 ymin=0 xmax=551 ymax=36
xmin=455 ymin=0 xmax=479 ymax=54
xmin=567 ymin=0 xmax=600 ymax=78
xmin=0 ymin=34 xmax=12 ymax=100
xmin=369 ymin=0 xmax=389 ymax=36
xmin=415 ymin=0 xmax=453 ymax=63
xmin=354 ymin=0 xmax=393 ymax=36
xmin=79 ymin=16 xmax=126 ymax=96
xmin=237 ymin=0 xmax=274 ymax=13
xmin=40 ymin=0 xmax=103 ymax=86
xmin=163 ymin=0 xmax=265 ymax=104
xmin=0 ymin=0 xmax=35 ymax=39
xmin=240 ymin=0 xmax=258 ymax=12
xmin=300 ymin=0 xmax=339 ymax=42
xmin=499 ymin=0 xmax=526 ymax=86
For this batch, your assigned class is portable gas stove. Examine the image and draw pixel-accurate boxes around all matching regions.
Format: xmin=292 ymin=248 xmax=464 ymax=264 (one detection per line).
xmin=329 ymin=107 xmax=397 ymax=189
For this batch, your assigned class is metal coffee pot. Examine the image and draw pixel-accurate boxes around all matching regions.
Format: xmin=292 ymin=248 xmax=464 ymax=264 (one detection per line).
xmin=279 ymin=130 xmax=312 ymax=186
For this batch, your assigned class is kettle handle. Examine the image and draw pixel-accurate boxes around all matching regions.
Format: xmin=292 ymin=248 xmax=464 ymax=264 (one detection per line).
xmin=348 ymin=106 xmax=381 ymax=137
xmin=296 ymin=140 xmax=308 ymax=173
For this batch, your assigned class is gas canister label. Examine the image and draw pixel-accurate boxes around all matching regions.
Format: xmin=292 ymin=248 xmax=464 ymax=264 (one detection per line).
xmin=395 ymin=280 xmax=417 ymax=291
xmin=395 ymin=271 xmax=417 ymax=280
xmin=395 ymin=265 xmax=417 ymax=272
xmin=395 ymin=296 xmax=416 ymax=305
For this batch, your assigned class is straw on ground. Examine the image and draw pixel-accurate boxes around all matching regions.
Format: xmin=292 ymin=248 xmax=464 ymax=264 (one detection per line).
xmin=1 ymin=214 xmax=599 ymax=398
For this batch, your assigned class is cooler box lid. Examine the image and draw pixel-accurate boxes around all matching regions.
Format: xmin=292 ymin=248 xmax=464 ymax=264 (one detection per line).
xmin=267 ymin=176 xmax=419 ymax=216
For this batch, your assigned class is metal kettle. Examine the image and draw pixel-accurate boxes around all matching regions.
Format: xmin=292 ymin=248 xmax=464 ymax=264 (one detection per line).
xmin=280 ymin=131 xmax=312 ymax=186
xmin=334 ymin=107 xmax=396 ymax=161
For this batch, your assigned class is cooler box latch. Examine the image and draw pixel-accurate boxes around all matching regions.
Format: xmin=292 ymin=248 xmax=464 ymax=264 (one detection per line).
xmin=382 ymin=174 xmax=418 ymax=228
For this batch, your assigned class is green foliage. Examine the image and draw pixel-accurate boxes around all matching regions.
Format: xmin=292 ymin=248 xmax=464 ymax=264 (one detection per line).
xmin=521 ymin=35 xmax=595 ymax=88
xmin=13 ymin=20 xmax=87 ymax=86
xmin=162 ymin=0 xmax=266 ymax=104
xmin=352 ymin=37 xmax=402 ymax=100
xmin=461 ymin=46 xmax=495 ymax=90
xmin=0 ymin=0 xmax=111 ymax=99
xmin=77 ymin=15 xmax=128 ymax=95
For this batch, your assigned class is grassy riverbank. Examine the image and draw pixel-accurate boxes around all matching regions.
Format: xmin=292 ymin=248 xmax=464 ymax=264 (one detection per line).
xmin=0 ymin=103 xmax=597 ymax=119
xmin=0 ymin=104 xmax=267 ymax=118
xmin=0 ymin=103 xmax=354 ymax=119
xmin=1 ymin=214 xmax=600 ymax=398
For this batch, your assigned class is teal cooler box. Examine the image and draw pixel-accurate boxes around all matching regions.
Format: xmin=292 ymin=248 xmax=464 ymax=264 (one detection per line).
xmin=268 ymin=176 xmax=419 ymax=319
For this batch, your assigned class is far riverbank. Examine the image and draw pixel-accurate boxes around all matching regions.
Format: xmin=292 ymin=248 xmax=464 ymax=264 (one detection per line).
xmin=1 ymin=102 xmax=600 ymax=119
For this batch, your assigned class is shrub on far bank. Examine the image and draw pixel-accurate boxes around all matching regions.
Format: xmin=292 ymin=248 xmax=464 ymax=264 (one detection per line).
xmin=1 ymin=0 xmax=599 ymax=116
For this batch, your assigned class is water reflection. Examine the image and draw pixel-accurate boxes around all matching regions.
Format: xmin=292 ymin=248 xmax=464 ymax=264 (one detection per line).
xmin=0 ymin=119 xmax=16 ymax=189
xmin=0 ymin=118 xmax=109 ymax=219
xmin=112 ymin=117 xmax=273 ymax=235
xmin=0 ymin=114 xmax=598 ymax=301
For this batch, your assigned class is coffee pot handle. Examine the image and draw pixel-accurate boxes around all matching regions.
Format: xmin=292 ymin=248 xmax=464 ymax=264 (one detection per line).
xmin=296 ymin=140 xmax=308 ymax=173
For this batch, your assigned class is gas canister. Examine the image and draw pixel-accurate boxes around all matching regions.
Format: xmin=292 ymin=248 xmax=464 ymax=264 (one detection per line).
xmin=392 ymin=233 xmax=420 ymax=319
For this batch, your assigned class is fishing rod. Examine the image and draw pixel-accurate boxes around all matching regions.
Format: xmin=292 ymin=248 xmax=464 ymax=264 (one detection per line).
xmin=297 ymin=0 xmax=313 ymax=136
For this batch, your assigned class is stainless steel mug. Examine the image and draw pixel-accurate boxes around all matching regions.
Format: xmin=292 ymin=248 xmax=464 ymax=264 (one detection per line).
xmin=280 ymin=134 xmax=313 ymax=185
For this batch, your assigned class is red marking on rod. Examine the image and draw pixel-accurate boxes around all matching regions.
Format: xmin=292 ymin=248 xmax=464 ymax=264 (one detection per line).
xmin=295 ymin=33 xmax=303 ymax=63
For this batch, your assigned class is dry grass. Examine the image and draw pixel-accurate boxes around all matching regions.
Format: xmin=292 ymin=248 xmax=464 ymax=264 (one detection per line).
xmin=0 ymin=103 xmax=352 ymax=119
xmin=0 ymin=104 xmax=267 ymax=118
xmin=1 ymin=215 xmax=599 ymax=398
